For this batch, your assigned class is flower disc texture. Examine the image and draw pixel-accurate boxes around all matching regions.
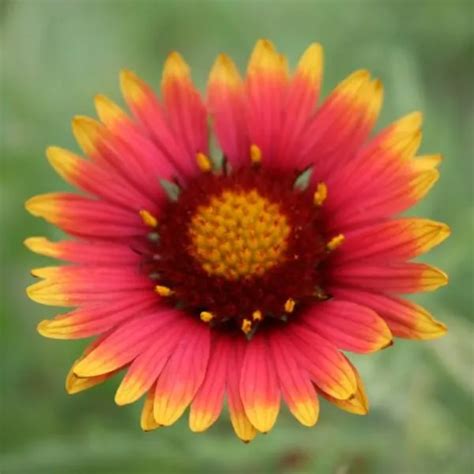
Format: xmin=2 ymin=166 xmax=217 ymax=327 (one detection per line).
xmin=25 ymin=40 xmax=449 ymax=441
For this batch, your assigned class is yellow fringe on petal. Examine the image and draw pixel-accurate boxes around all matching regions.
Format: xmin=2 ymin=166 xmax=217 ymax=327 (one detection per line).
xmin=208 ymin=53 xmax=243 ymax=90
xmin=295 ymin=43 xmax=323 ymax=84
xmin=419 ymin=265 xmax=449 ymax=291
xmin=24 ymin=237 xmax=60 ymax=259
xmin=120 ymin=69 xmax=148 ymax=105
xmin=247 ymin=39 xmax=284 ymax=77
xmin=411 ymin=154 xmax=443 ymax=171
xmin=28 ymin=280 xmax=69 ymax=307
xmin=65 ymin=363 xmax=117 ymax=395
xmin=46 ymin=146 xmax=81 ymax=184
xmin=230 ymin=410 xmax=258 ymax=443
xmin=141 ymin=389 xmax=161 ymax=432
xmin=72 ymin=116 xmax=105 ymax=157
xmin=95 ymin=94 xmax=128 ymax=129
xmin=162 ymin=51 xmax=191 ymax=88
xmin=290 ymin=397 xmax=320 ymax=427
xmin=410 ymin=169 xmax=439 ymax=200
xmin=25 ymin=194 xmax=61 ymax=221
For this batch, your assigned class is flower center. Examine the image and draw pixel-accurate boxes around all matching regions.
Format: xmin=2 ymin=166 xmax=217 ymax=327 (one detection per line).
xmin=188 ymin=189 xmax=291 ymax=280
xmin=138 ymin=163 xmax=340 ymax=338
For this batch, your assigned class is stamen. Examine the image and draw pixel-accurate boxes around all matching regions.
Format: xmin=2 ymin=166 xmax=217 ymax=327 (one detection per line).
xmin=155 ymin=285 xmax=174 ymax=297
xmin=241 ymin=319 xmax=252 ymax=334
xmin=200 ymin=311 xmax=214 ymax=323
xmin=284 ymin=298 xmax=296 ymax=313
xmin=196 ymin=152 xmax=213 ymax=173
xmin=252 ymin=310 xmax=263 ymax=321
xmin=159 ymin=178 xmax=181 ymax=201
xmin=250 ymin=144 xmax=262 ymax=165
xmin=313 ymin=182 xmax=328 ymax=206
xmin=147 ymin=232 xmax=160 ymax=242
xmin=139 ymin=209 xmax=158 ymax=228
xmin=314 ymin=286 xmax=328 ymax=300
xmin=326 ymin=233 xmax=345 ymax=251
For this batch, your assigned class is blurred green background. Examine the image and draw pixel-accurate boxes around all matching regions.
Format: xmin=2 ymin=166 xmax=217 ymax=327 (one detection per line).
xmin=1 ymin=0 xmax=473 ymax=473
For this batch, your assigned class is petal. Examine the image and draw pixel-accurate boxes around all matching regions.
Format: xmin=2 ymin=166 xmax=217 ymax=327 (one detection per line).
xmin=300 ymin=70 xmax=383 ymax=171
xmin=320 ymin=357 xmax=369 ymax=415
xmin=302 ymin=300 xmax=392 ymax=353
xmin=366 ymin=111 xmax=422 ymax=160
xmin=321 ymin=113 xmax=436 ymax=231
xmin=73 ymin=311 xmax=175 ymax=377
xmin=37 ymin=293 xmax=158 ymax=339
xmin=140 ymin=385 xmax=161 ymax=432
xmin=71 ymin=116 xmax=165 ymax=203
xmin=120 ymin=69 xmax=194 ymax=178
xmin=412 ymin=154 xmax=443 ymax=171
xmin=189 ymin=335 xmax=228 ymax=432
xmin=269 ymin=331 xmax=319 ymax=426
xmin=245 ymin=39 xmax=288 ymax=162
xmin=154 ymin=317 xmax=210 ymax=426
xmin=240 ymin=332 xmax=280 ymax=433
xmin=161 ymin=52 xmax=208 ymax=168
xmin=66 ymin=370 xmax=118 ymax=395
xmin=225 ymin=336 xmax=257 ymax=442
xmin=276 ymin=43 xmax=323 ymax=165
xmin=94 ymin=94 xmax=178 ymax=182
xmin=46 ymin=146 xmax=157 ymax=211
xmin=25 ymin=193 xmax=144 ymax=239
xmin=287 ymin=324 xmax=357 ymax=399
xmin=115 ymin=314 xmax=185 ymax=405
xmin=326 ymin=168 xmax=439 ymax=232
xmin=332 ymin=219 xmax=450 ymax=265
xmin=331 ymin=287 xmax=447 ymax=340
xmin=328 ymin=262 xmax=449 ymax=293
xmin=207 ymin=54 xmax=249 ymax=166
xmin=24 ymin=236 xmax=141 ymax=266
xmin=27 ymin=265 xmax=153 ymax=306
xmin=65 ymin=334 xmax=120 ymax=394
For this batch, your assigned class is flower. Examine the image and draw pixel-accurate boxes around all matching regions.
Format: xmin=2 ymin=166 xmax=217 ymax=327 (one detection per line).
xmin=25 ymin=39 xmax=449 ymax=441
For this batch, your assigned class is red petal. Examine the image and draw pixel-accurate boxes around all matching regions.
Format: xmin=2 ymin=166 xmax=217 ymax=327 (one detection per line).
xmin=332 ymin=218 xmax=450 ymax=265
xmin=161 ymin=52 xmax=208 ymax=170
xmin=269 ymin=331 xmax=319 ymax=426
xmin=328 ymin=262 xmax=448 ymax=293
xmin=302 ymin=300 xmax=392 ymax=353
xmin=287 ymin=324 xmax=357 ymax=399
xmin=73 ymin=311 xmax=176 ymax=377
xmin=37 ymin=293 xmax=158 ymax=339
xmin=245 ymin=39 xmax=288 ymax=162
xmin=154 ymin=318 xmax=210 ymax=426
xmin=207 ymin=54 xmax=249 ymax=167
xmin=240 ymin=332 xmax=280 ymax=433
xmin=331 ymin=287 xmax=447 ymax=340
xmin=225 ymin=336 xmax=257 ymax=442
xmin=189 ymin=335 xmax=228 ymax=432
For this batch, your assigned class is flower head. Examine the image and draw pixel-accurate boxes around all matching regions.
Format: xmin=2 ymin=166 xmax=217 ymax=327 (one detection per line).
xmin=25 ymin=39 xmax=449 ymax=441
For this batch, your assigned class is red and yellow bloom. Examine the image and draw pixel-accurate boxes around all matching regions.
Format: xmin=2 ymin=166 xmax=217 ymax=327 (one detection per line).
xmin=25 ymin=39 xmax=449 ymax=441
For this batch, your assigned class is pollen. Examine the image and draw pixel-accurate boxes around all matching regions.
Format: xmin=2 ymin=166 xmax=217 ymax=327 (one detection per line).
xmin=200 ymin=311 xmax=214 ymax=322
xmin=139 ymin=209 xmax=158 ymax=228
xmin=284 ymin=298 xmax=296 ymax=313
xmin=155 ymin=285 xmax=174 ymax=297
xmin=313 ymin=182 xmax=328 ymax=206
xmin=250 ymin=144 xmax=262 ymax=164
xmin=196 ymin=152 xmax=213 ymax=172
xmin=188 ymin=188 xmax=291 ymax=280
xmin=326 ymin=233 xmax=345 ymax=251
xmin=241 ymin=319 xmax=252 ymax=334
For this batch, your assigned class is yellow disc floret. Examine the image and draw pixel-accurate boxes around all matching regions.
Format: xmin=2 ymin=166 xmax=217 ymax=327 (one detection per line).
xmin=188 ymin=189 xmax=291 ymax=280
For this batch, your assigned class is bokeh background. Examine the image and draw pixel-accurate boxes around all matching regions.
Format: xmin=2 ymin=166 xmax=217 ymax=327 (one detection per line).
xmin=1 ymin=0 xmax=473 ymax=473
